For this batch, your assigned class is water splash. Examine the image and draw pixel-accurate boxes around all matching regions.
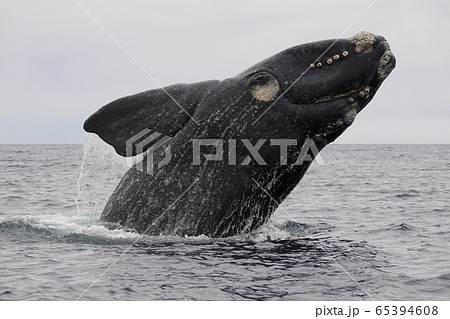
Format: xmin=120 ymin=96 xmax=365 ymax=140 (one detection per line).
xmin=74 ymin=133 xmax=88 ymax=216
xmin=73 ymin=133 xmax=128 ymax=218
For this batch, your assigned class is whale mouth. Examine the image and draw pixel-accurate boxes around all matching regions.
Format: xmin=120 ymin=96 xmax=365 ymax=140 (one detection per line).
xmin=318 ymin=40 xmax=396 ymax=106
xmin=318 ymin=47 xmax=396 ymax=106
xmin=352 ymin=43 xmax=396 ymax=113
xmin=283 ymin=32 xmax=395 ymax=109
xmin=316 ymin=43 xmax=396 ymax=140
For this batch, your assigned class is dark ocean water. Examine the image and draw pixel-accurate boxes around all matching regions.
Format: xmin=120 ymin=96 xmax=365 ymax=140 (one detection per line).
xmin=0 ymin=139 xmax=449 ymax=300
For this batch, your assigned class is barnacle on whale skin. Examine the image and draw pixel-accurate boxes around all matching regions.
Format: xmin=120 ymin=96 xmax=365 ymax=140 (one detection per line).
xmin=348 ymin=31 xmax=376 ymax=54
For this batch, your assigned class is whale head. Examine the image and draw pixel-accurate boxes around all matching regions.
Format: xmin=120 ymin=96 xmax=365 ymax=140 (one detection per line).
xmin=235 ymin=31 xmax=396 ymax=144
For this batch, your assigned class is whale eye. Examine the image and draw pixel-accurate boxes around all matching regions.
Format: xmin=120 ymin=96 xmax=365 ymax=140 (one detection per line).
xmin=248 ymin=72 xmax=280 ymax=102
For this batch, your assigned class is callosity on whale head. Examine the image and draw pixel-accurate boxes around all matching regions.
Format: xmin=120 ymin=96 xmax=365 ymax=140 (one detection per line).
xmin=236 ymin=31 xmax=396 ymax=145
xmin=84 ymin=31 xmax=395 ymax=237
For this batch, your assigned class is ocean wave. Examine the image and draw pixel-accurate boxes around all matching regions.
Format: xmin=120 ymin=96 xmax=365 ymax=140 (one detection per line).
xmin=0 ymin=214 xmax=139 ymax=244
xmin=0 ymin=213 xmax=329 ymax=246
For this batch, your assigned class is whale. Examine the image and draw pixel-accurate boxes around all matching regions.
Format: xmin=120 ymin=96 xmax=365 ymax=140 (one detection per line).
xmin=84 ymin=31 xmax=396 ymax=237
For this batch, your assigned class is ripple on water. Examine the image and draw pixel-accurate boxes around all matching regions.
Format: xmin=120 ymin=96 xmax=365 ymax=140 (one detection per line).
xmin=0 ymin=144 xmax=449 ymax=300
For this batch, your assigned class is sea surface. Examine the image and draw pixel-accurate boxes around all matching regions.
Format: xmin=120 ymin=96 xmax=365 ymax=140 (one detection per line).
xmin=0 ymin=139 xmax=449 ymax=300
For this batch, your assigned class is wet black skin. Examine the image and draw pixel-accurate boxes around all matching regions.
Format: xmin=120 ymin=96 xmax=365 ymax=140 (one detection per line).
xmin=84 ymin=32 xmax=395 ymax=237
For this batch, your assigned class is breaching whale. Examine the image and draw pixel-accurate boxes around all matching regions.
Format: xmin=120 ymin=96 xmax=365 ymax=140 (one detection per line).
xmin=84 ymin=31 xmax=396 ymax=237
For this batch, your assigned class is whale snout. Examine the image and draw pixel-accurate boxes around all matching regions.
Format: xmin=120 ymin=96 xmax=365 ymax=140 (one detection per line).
xmin=347 ymin=31 xmax=396 ymax=82
xmin=347 ymin=31 xmax=377 ymax=54
xmin=290 ymin=32 xmax=396 ymax=141
xmin=280 ymin=31 xmax=395 ymax=108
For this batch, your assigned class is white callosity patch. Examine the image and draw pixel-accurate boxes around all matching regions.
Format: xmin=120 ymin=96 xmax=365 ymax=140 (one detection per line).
xmin=343 ymin=108 xmax=358 ymax=126
xmin=348 ymin=31 xmax=376 ymax=54
xmin=378 ymin=51 xmax=396 ymax=80
xmin=251 ymin=78 xmax=280 ymax=102
xmin=358 ymin=86 xmax=371 ymax=100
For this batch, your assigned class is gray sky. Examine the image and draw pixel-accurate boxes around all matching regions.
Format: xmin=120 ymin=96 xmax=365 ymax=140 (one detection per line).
xmin=1 ymin=0 xmax=449 ymax=144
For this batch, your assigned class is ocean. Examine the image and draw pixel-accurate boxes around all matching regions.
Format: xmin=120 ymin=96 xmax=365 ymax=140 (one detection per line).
xmin=0 ymin=139 xmax=449 ymax=300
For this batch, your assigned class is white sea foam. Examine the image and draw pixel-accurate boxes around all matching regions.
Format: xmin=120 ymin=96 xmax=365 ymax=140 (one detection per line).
xmin=17 ymin=213 xmax=139 ymax=240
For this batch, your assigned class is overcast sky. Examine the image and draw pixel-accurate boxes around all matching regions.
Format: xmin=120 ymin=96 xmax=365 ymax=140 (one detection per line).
xmin=1 ymin=0 xmax=449 ymax=144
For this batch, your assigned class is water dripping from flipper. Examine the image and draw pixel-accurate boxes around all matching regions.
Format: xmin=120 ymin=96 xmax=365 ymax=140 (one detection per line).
xmin=73 ymin=132 xmax=129 ymax=218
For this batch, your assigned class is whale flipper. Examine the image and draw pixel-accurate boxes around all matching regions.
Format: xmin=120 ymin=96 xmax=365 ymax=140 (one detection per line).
xmin=83 ymin=80 xmax=220 ymax=156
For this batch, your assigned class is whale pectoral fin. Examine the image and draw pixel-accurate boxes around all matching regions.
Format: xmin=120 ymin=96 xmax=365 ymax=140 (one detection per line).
xmin=83 ymin=80 xmax=220 ymax=156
